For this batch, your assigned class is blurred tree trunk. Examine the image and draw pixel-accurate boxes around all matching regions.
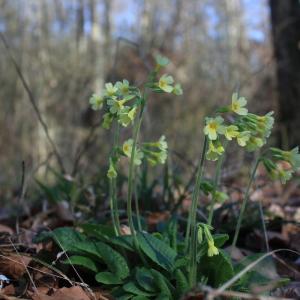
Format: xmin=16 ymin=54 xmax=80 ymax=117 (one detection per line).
xmin=270 ymin=0 xmax=300 ymax=148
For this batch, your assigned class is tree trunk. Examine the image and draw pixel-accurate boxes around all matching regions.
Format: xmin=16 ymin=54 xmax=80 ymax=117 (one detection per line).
xmin=270 ymin=0 xmax=300 ymax=148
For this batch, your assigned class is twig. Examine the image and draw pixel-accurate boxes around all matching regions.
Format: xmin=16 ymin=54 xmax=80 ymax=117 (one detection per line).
xmin=9 ymin=238 xmax=38 ymax=293
xmin=200 ymin=285 xmax=295 ymax=300
xmin=0 ymin=31 xmax=66 ymax=173
xmin=16 ymin=161 xmax=26 ymax=241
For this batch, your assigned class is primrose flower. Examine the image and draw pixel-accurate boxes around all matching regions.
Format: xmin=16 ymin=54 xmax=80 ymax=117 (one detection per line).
xmin=118 ymin=106 xmax=137 ymax=127
xmin=116 ymin=80 xmax=130 ymax=95
xmin=285 ymin=147 xmax=300 ymax=169
xmin=173 ymin=84 xmax=183 ymax=95
xmin=102 ymin=113 xmax=113 ymax=129
xmin=245 ymin=136 xmax=264 ymax=152
xmin=123 ymin=139 xmax=133 ymax=157
xmin=206 ymin=140 xmax=224 ymax=161
xmin=207 ymin=240 xmax=219 ymax=257
xmin=277 ymin=167 xmax=293 ymax=184
xmin=89 ymin=94 xmax=104 ymax=110
xmin=107 ymin=160 xmax=117 ymax=179
xmin=257 ymin=112 xmax=274 ymax=134
xmin=158 ymin=74 xmax=174 ymax=93
xmin=224 ymin=125 xmax=239 ymax=141
xmin=122 ymin=139 xmax=144 ymax=165
xmin=155 ymin=54 xmax=169 ymax=67
xmin=146 ymin=149 xmax=168 ymax=166
xmin=108 ymin=98 xmax=127 ymax=114
xmin=231 ymin=93 xmax=248 ymax=116
xmin=104 ymin=83 xmax=118 ymax=97
xmin=158 ymin=135 xmax=168 ymax=151
xmin=204 ymin=116 xmax=225 ymax=140
xmin=236 ymin=131 xmax=251 ymax=147
xmin=197 ymin=226 xmax=203 ymax=244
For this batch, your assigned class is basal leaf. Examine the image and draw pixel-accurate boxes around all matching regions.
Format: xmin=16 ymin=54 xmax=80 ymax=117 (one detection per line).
xmin=199 ymin=249 xmax=234 ymax=287
xmin=150 ymin=269 xmax=174 ymax=299
xmin=95 ymin=272 xmax=123 ymax=285
xmin=174 ymin=269 xmax=189 ymax=296
xmin=63 ymin=255 xmax=98 ymax=273
xmin=123 ymin=281 xmax=156 ymax=297
xmin=34 ymin=227 xmax=86 ymax=252
xmin=135 ymin=267 xmax=156 ymax=292
xmin=137 ymin=232 xmax=177 ymax=272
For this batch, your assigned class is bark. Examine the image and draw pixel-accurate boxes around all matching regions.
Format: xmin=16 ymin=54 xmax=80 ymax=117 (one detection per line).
xmin=270 ymin=0 xmax=300 ymax=147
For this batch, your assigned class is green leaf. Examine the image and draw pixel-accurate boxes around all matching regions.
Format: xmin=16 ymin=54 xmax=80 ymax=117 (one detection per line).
xmin=135 ymin=267 xmax=156 ymax=292
xmin=95 ymin=272 xmax=123 ymax=285
xmin=151 ymin=269 xmax=174 ymax=299
xmin=155 ymin=294 xmax=170 ymax=300
xmin=199 ymin=250 xmax=234 ymax=287
xmin=33 ymin=227 xmax=86 ymax=251
xmin=62 ymin=255 xmax=98 ymax=273
xmin=123 ymin=281 xmax=155 ymax=297
xmin=80 ymin=223 xmax=116 ymax=240
xmin=174 ymin=269 xmax=189 ymax=296
xmin=108 ymin=236 xmax=135 ymax=251
xmin=137 ymin=232 xmax=177 ymax=272
xmin=75 ymin=241 xmax=130 ymax=280
xmin=213 ymin=234 xmax=229 ymax=248
xmin=131 ymin=296 xmax=149 ymax=300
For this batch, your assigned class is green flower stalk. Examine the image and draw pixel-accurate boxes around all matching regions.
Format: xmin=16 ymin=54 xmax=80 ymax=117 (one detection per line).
xmin=231 ymin=157 xmax=261 ymax=250
xmin=207 ymin=141 xmax=228 ymax=225
xmin=185 ymin=136 xmax=208 ymax=288
xmin=107 ymin=123 xmax=121 ymax=236
xmin=127 ymin=100 xmax=146 ymax=242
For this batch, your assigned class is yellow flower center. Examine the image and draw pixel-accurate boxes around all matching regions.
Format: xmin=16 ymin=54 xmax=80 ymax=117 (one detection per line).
xmin=209 ymin=123 xmax=217 ymax=130
xmin=232 ymin=102 xmax=239 ymax=111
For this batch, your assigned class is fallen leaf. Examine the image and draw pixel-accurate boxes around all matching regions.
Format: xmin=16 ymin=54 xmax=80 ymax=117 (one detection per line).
xmin=0 ymin=225 xmax=13 ymax=235
xmin=32 ymin=286 xmax=91 ymax=300
xmin=0 ymin=254 xmax=31 ymax=280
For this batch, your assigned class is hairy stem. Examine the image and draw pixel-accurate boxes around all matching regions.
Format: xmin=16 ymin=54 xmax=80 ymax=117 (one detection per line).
xmin=127 ymin=101 xmax=145 ymax=242
xmin=208 ymin=141 xmax=228 ymax=225
xmin=186 ymin=136 xmax=208 ymax=287
xmin=231 ymin=157 xmax=261 ymax=250
xmin=109 ymin=123 xmax=121 ymax=235
xmin=134 ymin=168 xmax=142 ymax=231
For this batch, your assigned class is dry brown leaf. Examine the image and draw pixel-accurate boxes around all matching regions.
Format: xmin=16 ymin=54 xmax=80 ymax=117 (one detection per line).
xmin=1 ymin=284 xmax=15 ymax=296
xmin=31 ymin=286 xmax=91 ymax=300
xmin=0 ymin=225 xmax=13 ymax=235
xmin=0 ymin=254 xmax=31 ymax=280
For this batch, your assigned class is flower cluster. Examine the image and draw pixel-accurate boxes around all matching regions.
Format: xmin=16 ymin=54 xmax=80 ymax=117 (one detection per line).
xmin=122 ymin=139 xmax=144 ymax=166
xmin=203 ymin=93 xmax=275 ymax=161
xmin=262 ymin=147 xmax=300 ymax=184
xmin=197 ymin=223 xmax=219 ymax=257
xmin=149 ymin=55 xmax=183 ymax=95
xmin=142 ymin=135 xmax=168 ymax=166
xmin=89 ymin=80 xmax=139 ymax=129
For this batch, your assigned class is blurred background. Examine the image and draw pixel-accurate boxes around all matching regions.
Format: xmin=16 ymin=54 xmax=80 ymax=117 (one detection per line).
xmin=0 ymin=0 xmax=299 ymax=192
